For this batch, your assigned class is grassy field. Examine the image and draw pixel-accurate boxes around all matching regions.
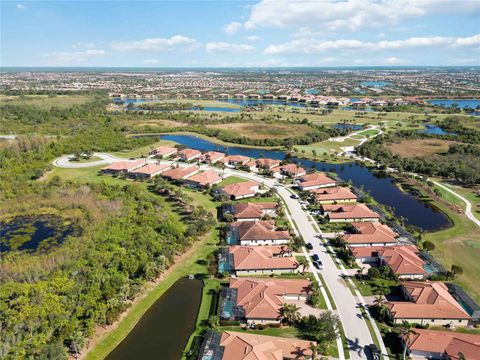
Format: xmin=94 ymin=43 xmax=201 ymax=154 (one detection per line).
xmin=440 ymin=182 xmax=480 ymax=221
xmin=207 ymin=122 xmax=311 ymax=139
xmin=350 ymin=129 xmax=381 ymax=139
xmin=386 ymin=138 xmax=456 ymax=158
xmin=424 ymin=185 xmax=480 ymax=303
xmin=217 ymin=175 xmax=249 ymax=187
xmin=0 ymin=94 xmax=92 ymax=109
xmin=295 ymin=138 xmax=362 ymax=163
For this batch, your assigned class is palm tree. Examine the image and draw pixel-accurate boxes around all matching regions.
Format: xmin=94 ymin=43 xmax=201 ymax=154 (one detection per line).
xmin=279 ymin=303 xmax=301 ymax=325
xmin=297 ymin=257 xmax=309 ymax=274
xmin=399 ymin=321 xmax=416 ymax=360
xmin=373 ymin=295 xmax=389 ymax=322
xmin=308 ymin=342 xmax=324 ymax=360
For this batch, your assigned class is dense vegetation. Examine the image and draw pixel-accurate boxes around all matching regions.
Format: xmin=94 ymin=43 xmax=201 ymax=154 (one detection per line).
xmin=127 ymin=101 xmax=199 ymax=111
xmin=357 ymin=117 xmax=480 ymax=185
xmin=0 ymin=94 xmax=216 ymax=359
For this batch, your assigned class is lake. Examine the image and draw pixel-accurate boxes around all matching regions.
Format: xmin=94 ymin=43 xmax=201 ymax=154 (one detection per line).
xmin=419 ymin=124 xmax=452 ymax=135
xmin=428 ymin=99 xmax=480 ymax=109
xmin=0 ymin=215 xmax=78 ymax=253
xmin=106 ymin=277 xmax=203 ymax=360
xmin=159 ymin=134 xmax=450 ymax=231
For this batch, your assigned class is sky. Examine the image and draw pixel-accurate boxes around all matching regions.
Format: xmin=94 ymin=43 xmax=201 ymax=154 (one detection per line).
xmin=1 ymin=0 xmax=480 ymax=67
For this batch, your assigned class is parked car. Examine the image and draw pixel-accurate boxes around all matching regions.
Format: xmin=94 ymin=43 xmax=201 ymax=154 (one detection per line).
xmin=290 ymin=194 xmax=299 ymax=199
xmin=311 ymin=254 xmax=323 ymax=269
xmin=306 ymin=242 xmax=313 ymax=250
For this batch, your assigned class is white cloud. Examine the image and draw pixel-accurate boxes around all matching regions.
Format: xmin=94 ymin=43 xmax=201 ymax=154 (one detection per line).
xmin=205 ymin=42 xmax=255 ymax=53
xmin=72 ymin=42 xmax=95 ymax=49
xmin=264 ymin=34 xmax=480 ymax=54
xmin=143 ymin=59 xmax=161 ymax=65
xmin=43 ymin=49 xmax=107 ymax=64
xmin=224 ymin=22 xmax=242 ymax=35
xmin=244 ymin=0 xmax=480 ymax=31
xmin=111 ymin=35 xmax=197 ymax=52
xmin=16 ymin=3 xmax=26 ymax=10
xmin=245 ymin=35 xmax=261 ymax=42
xmin=385 ymin=57 xmax=406 ymax=64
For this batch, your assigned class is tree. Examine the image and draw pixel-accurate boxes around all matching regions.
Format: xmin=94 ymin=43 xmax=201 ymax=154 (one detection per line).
xmin=399 ymin=321 xmax=416 ymax=360
xmin=298 ymin=311 xmax=340 ymax=345
xmin=208 ymin=315 xmax=220 ymax=329
xmin=279 ymin=303 xmax=301 ymax=325
xmin=368 ymin=267 xmax=381 ymax=279
xmin=297 ymin=257 xmax=309 ymax=274
xmin=422 ymin=240 xmax=435 ymax=252
xmin=374 ymin=295 xmax=389 ymax=322
xmin=451 ymin=264 xmax=463 ymax=276
xmin=308 ymin=342 xmax=326 ymax=360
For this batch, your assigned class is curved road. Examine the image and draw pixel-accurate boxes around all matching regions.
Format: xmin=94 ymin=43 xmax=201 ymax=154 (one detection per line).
xmin=53 ymin=153 xmax=390 ymax=359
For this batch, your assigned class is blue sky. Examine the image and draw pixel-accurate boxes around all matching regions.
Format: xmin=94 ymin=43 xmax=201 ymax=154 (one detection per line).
xmin=2 ymin=0 xmax=480 ymax=67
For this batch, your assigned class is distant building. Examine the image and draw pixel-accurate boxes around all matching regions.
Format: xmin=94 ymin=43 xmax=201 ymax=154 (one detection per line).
xmin=220 ymin=180 xmax=260 ymax=200
xmin=311 ymin=186 xmax=358 ymax=204
xmin=129 ymin=163 xmax=170 ymax=180
xmin=322 ymin=204 xmax=381 ymax=222
xmin=274 ymin=163 xmax=306 ymax=178
xmin=178 ymin=148 xmax=202 ymax=162
xmin=222 ymin=202 xmax=278 ymax=222
xmin=342 ymin=222 xmax=398 ymax=247
xmin=202 ymin=151 xmax=225 ymax=164
xmin=229 ymin=220 xmax=290 ymax=246
xmin=149 ymin=145 xmax=178 ymax=158
xmin=295 ymin=173 xmax=336 ymax=191
xmin=161 ymin=165 xmax=199 ymax=181
xmin=101 ymin=160 xmax=145 ymax=174
xmin=183 ymin=169 xmax=221 ymax=188
xmin=256 ymin=158 xmax=281 ymax=170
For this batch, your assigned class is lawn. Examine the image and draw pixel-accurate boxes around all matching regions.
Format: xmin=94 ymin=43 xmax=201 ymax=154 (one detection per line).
xmin=217 ymin=175 xmax=249 ymax=187
xmin=439 ymin=182 xmax=480 ymax=221
xmin=207 ymin=122 xmax=311 ymax=139
xmin=350 ymin=277 xmax=399 ymax=296
xmin=350 ymin=129 xmax=381 ymax=139
xmin=295 ymin=138 xmax=362 ymax=163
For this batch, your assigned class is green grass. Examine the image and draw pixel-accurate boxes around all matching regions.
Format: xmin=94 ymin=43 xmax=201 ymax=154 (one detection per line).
xmin=295 ymin=138 xmax=362 ymax=163
xmin=351 ymin=129 xmax=381 ymax=139
xmin=217 ymin=176 xmax=249 ymax=187
xmin=317 ymin=272 xmax=337 ymax=310
xmin=350 ymin=277 xmax=399 ymax=296
xmin=164 ymin=98 xmax=241 ymax=109
xmin=84 ymin=191 xmax=220 ymax=360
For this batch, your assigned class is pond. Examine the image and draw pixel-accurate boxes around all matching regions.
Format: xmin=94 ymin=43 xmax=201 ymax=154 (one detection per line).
xmin=332 ymin=124 xmax=364 ymax=131
xmin=159 ymin=134 xmax=451 ymax=231
xmin=418 ymin=124 xmax=452 ymax=135
xmin=106 ymin=277 xmax=203 ymax=360
xmin=427 ymin=99 xmax=480 ymax=109
xmin=0 ymin=215 xmax=79 ymax=253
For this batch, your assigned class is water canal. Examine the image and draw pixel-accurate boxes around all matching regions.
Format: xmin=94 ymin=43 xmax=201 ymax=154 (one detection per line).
xmin=106 ymin=277 xmax=203 ymax=360
xmin=160 ymin=134 xmax=450 ymax=231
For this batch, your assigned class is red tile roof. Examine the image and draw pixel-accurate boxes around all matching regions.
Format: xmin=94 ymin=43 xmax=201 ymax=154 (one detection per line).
xmin=218 ymin=331 xmax=315 ymax=360
xmin=101 ymin=160 xmax=144 ymax=172
xmin=130 ymin=163 xmax=170 ymax=175
xmin=311 ymin=186 xmax=358 ymax=202
xmin=229 ymin=246 xmax=298 ymax=271
xmin=343 ymin=222 xmax=398 ymax=244
xmin=256 ymin=158 xmax=281 ymax=169
xmin=221 ymin=155 xmax=250 ymax=165
xmin=161 ymin=165 xmax=199 ymax=180
xmin=149 ymin=145 xmax=177 ymax=156
xmin=298 ymin=172 xmax=336 ymax=188
xmin=274 ymin=163 xmax=306 ymax=177
xmin=387 ymin=282 xmax=470 ymax=320
xmin=407 ymin=329 xmax=480 ymax=359
xmin=178 ymin=148 xmax=201 ymax=159
xmin=231 ymin=220 xmax=290 ymax=242
xmin=185 ymin=169 xmax=221 ymax=186
xmin=222 ymin=180 xmax=260 ymax=198
xmin=229 ymin=278 xmax=311 ymax=320
xmin=232 ymin=202 xmax=277 ymax=220
xmin=323 ymin=204 xmax=380 ymax=220
xmin=203 ymin=151 xmax=225 ymax=162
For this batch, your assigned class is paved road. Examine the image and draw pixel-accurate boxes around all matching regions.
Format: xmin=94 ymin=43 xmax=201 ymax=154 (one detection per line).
xmin=53 ymin=153 xmax=127 ymax=168
xmin=53 ymin=154 xmax=386 ymax=359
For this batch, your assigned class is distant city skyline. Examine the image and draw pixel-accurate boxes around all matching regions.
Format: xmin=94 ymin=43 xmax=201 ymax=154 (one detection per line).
xmin=2 ymin=0 xmax=480 ymax=67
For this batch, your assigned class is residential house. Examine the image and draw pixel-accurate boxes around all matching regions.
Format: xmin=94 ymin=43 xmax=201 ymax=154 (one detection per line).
xmin=202 ymin=151 xmax=225 ymax=164
xmin=101 ymin=160 xmax=145 ymax=174
xmin=404 ymin=329 xmax=480 ymax=360
xmin=220 ymin=180 xmax=260 ymax=200
xmin=220 ymin=155 xmax=251 ymax=167
xmin=223 ymin=202 xmax=278 ymax=222
xmin=229 ymin=220 xmax=290 ymax=246
xmin=129 ymin=163 xmax=170 ymax=180
xmin=296 ymin=173 xmax=336 ymax=191
xmin=350 ymin=245 xmax=426 ymax=279
xmin=311 ymin=186 xmax=358 ymax=204
xmin=200 ymin=331 xmax=315 ymax=360
xmin=148 ymin=145 xmax=178 ymax=158
xmin=221 ymin=278 xmax=311 ymax=324
xmin=386 ymin=282 xmax=471 ymax=326
xmin=342 ymin=222 xmax=398 ymax=247
xmin=178 ymin=148 xmax=202 ymax=162
xmin=224 ymin=245 xmax=298 ymax=275
xmin=161 ymin=165 xmax=199 ymax=181
xmin=256 ymin=158 xmax=281 ymax=170
xmin=274 ymin=163 xmax=306 ymax=178
xmin=322 ymin=204 xmax=381 ymax=223
xmin=183 ymin=169 xmax=222 ymax=188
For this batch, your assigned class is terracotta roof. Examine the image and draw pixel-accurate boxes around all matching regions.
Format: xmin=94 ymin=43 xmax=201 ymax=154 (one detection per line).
xmin=311 ymin=186 xmax=358 ymax=202
xmin=256 ymin=158 xmax=281 ymax=168
xmin=274 ymin=163 xmax=306 ymax=176
xmin=233 ymin=202 xmax=277 ymax=220
xmin=149 ymin=145 xmax=177 ymax=156
xmin=323 ymin=204 xmax=380 ymax=220
xmin=343 ymin=222 xmax=398 ymax=244
xmin=185 ymin=169 xmax=221 ymax=186
xmin=130 ymin=163 xmax=170 ymax=175
xmin=229 ymin=278 xmax=311 ymax=319
xmin=221 ymin=155 xmax=250 ymax=164
xmin=178 ymin=148 xmax=201 ymax=159
xmin=229 ymin=246 xmax=298 ymax=271
xmin=203 ymin=151 xmax=225 ymax=162
xmin=222 ymin=181 xmax=260 ymax=198
xmin=298 ymin=173 xmax=336 ymax=188
xmin=350 ymin=246 xmax=425 ymax=275
xmin=387 ymin=282 xmax=470 ymax=320
xmin=407 ymin=329 xmax=480 ymax=359
xmin=161 ymin=165 xmax=199 ymax=180
xmin=231 ymin=220 xmax=290 ymax=242
xmin=218 ymin=331 xmax=314 ymax=360
xmin=101 ymin=160 xmax=144 ymax=172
